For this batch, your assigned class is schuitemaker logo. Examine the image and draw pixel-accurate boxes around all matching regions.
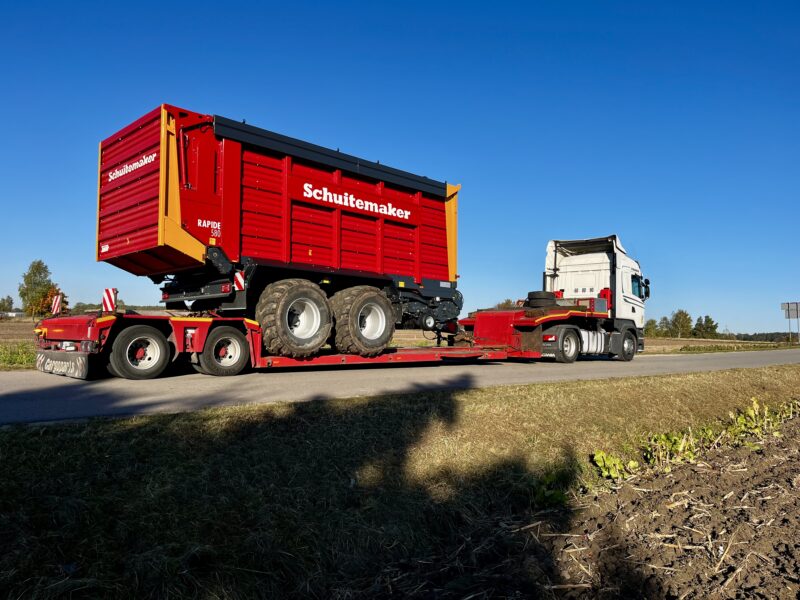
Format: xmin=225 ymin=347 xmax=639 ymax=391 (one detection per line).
xmin=107 ymin=153 xmax=158 ymax=182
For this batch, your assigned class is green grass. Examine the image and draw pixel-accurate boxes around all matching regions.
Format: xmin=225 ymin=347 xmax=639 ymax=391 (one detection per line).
xmin=1 ymin=365 xmax=799 ymax=597
xmin=0 ymin=341 xmax=35 ymax=369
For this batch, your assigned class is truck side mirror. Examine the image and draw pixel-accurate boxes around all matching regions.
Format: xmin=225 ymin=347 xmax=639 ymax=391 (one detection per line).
xmin=644 ymin=278 xmax=650 ymax=285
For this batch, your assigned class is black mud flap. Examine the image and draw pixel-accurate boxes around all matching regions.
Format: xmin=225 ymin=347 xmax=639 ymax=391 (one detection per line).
xmin=36 ymin=350 xmax=91 ymax=380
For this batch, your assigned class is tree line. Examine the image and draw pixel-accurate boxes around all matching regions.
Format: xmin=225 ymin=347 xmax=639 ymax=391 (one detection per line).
xmin=644 ymin=310 xmax=721 ymax=339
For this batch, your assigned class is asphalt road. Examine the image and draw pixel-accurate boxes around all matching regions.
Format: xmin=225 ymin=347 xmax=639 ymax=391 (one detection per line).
xmin=2 ymin=349 xmax=800 ymax=424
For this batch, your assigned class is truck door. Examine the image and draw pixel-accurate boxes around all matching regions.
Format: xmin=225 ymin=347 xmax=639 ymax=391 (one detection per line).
xmin=619 ymin=266 xmax=645 ymax=328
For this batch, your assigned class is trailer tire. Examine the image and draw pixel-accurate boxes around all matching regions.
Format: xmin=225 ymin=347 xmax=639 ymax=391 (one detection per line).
xmin=255 ymin=279 xmax=332 ymax=358
xmin=555 ymin=328 xmax=580 ymax=363
xmin=108 ymin=325 xmax=170 ymax=380
xmin=527 ymin=291 xmax=555 ymax=300
xmin=330 ymin=286 xmax=395 ymax=357
xmin=616 ymin=330 xmax=637 ymax=362
xmin=525 ymin=291 xmax=556 ymax=309
xmin=526 ymin=298 xmax=557 ymax=309
xmin=198 ymin=326 xmax=250 ymax=376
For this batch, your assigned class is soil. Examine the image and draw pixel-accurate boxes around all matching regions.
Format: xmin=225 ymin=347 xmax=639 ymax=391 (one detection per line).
xmin=535 ymin=418 xmax=800 ymax=599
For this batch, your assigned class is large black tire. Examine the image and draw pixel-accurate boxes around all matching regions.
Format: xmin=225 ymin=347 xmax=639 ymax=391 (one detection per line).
xmin=554 ymin=328 xmax=580 ymax=364
xmin=330 ymin=286 xmax=395 ymax=357
xmin=525 ymin=291 xmax=557 ymax=309
xmin=616 ymin=330 xmax=637 ymax=362
xmin=255 ymin=279 xmax=332 ymax=357
xmin=108 ymin=325 xmax=170 ymax=380
xmin=527 ymin=291 xmax=555 ymax=300
xmin=526 ymin=299 xmax=557 ymax=308
xmin=198 ymin=326 xmax=250 ymax=376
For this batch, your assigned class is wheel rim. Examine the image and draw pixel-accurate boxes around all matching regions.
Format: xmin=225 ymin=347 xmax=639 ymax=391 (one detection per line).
xmin=624 ymin=336 xmax=635 ymax=356
xmin=564 ymin=334 xmax=577 ymax=358
xmin=358 ymin=302 xmax=386 ymax=340
xmin=287 ymin=298 xmax=321 ymax=340
xmin=213 ymin=337 xmax=241 ymax=366
xmin=125 ymin=336 xmax=161 ymax=370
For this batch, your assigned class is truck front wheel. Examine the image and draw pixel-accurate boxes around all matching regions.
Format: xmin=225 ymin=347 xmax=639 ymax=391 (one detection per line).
xmin=330 ymin=286 xmax=395 ymax=356
xmin=555 ymin=328 xmax=580 ymax=364
xmin=255 ymin=279 xmax=332 ymax=358
xmin=198 ymin=326 xmax=250 ymax=376
xmin=616 ymin=330 xmax=637 ymax=361
xmin=108 ymin=325 xmax=170 ymax=380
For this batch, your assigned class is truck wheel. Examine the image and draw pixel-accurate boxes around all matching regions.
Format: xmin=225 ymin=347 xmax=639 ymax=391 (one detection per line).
xmin=198 ymin=326 xmax=250 ymax=376
xmin=555 ymin=328 xmax=580 ymax=363
xmin=617 ymin=330 xmax=637 ymax=362
xmin=330 ymin=286 xmax=395 ymax=357
xmin=255 ymin=279 xmax=332 ymax=357
xmin=108 ymin=325 xmax=170 ymax=380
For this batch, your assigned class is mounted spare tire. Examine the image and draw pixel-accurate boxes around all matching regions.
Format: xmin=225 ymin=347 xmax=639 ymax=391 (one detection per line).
xmin=330 ymin=286 xmax=395 ymax=357
xmin=255 ymin=278 xmax=332 ymax=357
xmin=525 ymin=291 xmax=557 ymax=309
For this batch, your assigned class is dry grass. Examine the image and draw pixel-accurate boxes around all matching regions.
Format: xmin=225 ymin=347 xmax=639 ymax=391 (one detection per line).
xmin=0 ymin=319 xmax=36 ymax=341
xmin=1 ymin=365 xmax=799 ymax=597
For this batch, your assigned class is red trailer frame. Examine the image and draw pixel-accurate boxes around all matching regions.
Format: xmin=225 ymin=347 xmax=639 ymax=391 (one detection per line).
xmin=33 ymin=299 xmax=617 ymax=380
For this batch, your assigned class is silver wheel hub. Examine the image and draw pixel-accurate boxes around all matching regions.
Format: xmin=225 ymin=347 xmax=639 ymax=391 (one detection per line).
xmin=213 ymin=337 xmax=241 ymax=366
xmin=358 ymin=302 xmax=386 ymax=341
xmin=563 ymin=335 xmax=577 ymax=357
xmin=125 ymin=336 xmax=161 ymax=370
xmin=287 ymin=298 xmax=321 ymax=340
xmin=624 ymin=337 xmax=635 ymax=354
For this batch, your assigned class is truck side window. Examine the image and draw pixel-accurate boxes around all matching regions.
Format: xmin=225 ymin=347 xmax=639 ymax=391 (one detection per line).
xmin=631 ymin=275 xmax=643 ymax=299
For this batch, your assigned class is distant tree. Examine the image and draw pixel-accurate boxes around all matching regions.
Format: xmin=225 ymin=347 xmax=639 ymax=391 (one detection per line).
xmin=42 ymin=285 xmax=69 ymax=316
xmin=18 ymin=260 xmax=54 ymax=320
xmin=644 ymin=318 xmax=658 ymax=338
xmin=494 ymin=298 xmax=517 ymax=309
xmin=670 ymin=309 xmax=693 ymax=339
xmin=0 ymin=295 xmax=13 ymax=312
xmin=657 ymin=316 xmax=672 ymax=337
xmin=702 ymin=315 xmax=718 ymax=338
xmin=72 ymin=302 xmax=101 ymax=314
xmin=691 ymin=316 xmax=705 ymax=338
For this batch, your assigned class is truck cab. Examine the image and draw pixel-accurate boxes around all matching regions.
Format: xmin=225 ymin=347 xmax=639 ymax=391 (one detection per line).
xmin=543 ymin=235 xmax=650 ymax=337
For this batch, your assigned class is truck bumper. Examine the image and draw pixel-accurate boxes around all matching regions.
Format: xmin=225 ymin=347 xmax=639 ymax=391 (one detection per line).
xmin=35 ymin=350 xmax=91 ymax=380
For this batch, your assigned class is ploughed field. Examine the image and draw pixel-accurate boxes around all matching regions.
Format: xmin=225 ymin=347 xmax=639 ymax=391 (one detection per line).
xmin=542 ymin=416 xmax=800 ymax=598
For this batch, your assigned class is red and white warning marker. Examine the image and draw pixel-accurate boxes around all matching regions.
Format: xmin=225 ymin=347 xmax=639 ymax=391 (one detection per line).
xmin=51 ymin=293 xmax=62 ymax=315
xmin=102 ymin=288 xmax=118 ymax=312
xmin=234 ymin=271 xmax=246 ymax=292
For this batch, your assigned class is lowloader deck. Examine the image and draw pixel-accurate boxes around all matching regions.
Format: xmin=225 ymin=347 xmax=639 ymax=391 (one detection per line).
xmin=34 ymin=302 xmax=624 ymax=380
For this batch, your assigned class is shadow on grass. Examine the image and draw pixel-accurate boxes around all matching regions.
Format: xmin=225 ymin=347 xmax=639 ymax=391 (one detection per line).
xmin=0 ymin=373 xmax=659 ymax=598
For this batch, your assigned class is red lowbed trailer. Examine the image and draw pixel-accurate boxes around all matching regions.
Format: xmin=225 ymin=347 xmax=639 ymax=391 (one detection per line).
xmin=33 ymin=302 xmax=614 ymax=380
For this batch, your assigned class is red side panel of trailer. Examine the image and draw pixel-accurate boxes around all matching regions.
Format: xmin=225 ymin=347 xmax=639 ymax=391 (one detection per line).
xmin=96 ymin=105 xmax=458 ymax=283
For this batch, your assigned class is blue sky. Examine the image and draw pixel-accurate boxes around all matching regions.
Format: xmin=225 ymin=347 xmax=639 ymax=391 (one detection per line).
xmin=1 ymin=1 xmax=797 ymax=332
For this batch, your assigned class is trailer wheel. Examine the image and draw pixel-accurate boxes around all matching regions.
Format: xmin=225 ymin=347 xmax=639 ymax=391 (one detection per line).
xmin=198 ymin=326 xmax=250 ymax=376
xmin=255 ymin=279 xmax=332 ymax=357
xmin=108 ymin=325 xmax=170 ymax=380
xmin=330 ymin=286 xmax=395 ymax=357
xmin=555 ymin=328 xmax=580 ymax=363
xmin=616 ymin=330 xmax=637 ymax=362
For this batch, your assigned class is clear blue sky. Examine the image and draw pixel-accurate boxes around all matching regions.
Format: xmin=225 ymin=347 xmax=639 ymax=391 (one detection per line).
xmin=1 ymin=1 xmax=797 ymax=332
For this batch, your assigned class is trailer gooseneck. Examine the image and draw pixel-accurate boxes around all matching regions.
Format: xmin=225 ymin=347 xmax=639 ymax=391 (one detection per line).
xmin=34 ymin=105 xmax=650 ymax=380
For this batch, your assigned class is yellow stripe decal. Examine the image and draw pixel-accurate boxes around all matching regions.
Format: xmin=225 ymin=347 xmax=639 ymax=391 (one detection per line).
xmin=95 ymin=316 xmax=117 ymax=325
xmin=170 ymin=317 xmax=215 ymax=323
